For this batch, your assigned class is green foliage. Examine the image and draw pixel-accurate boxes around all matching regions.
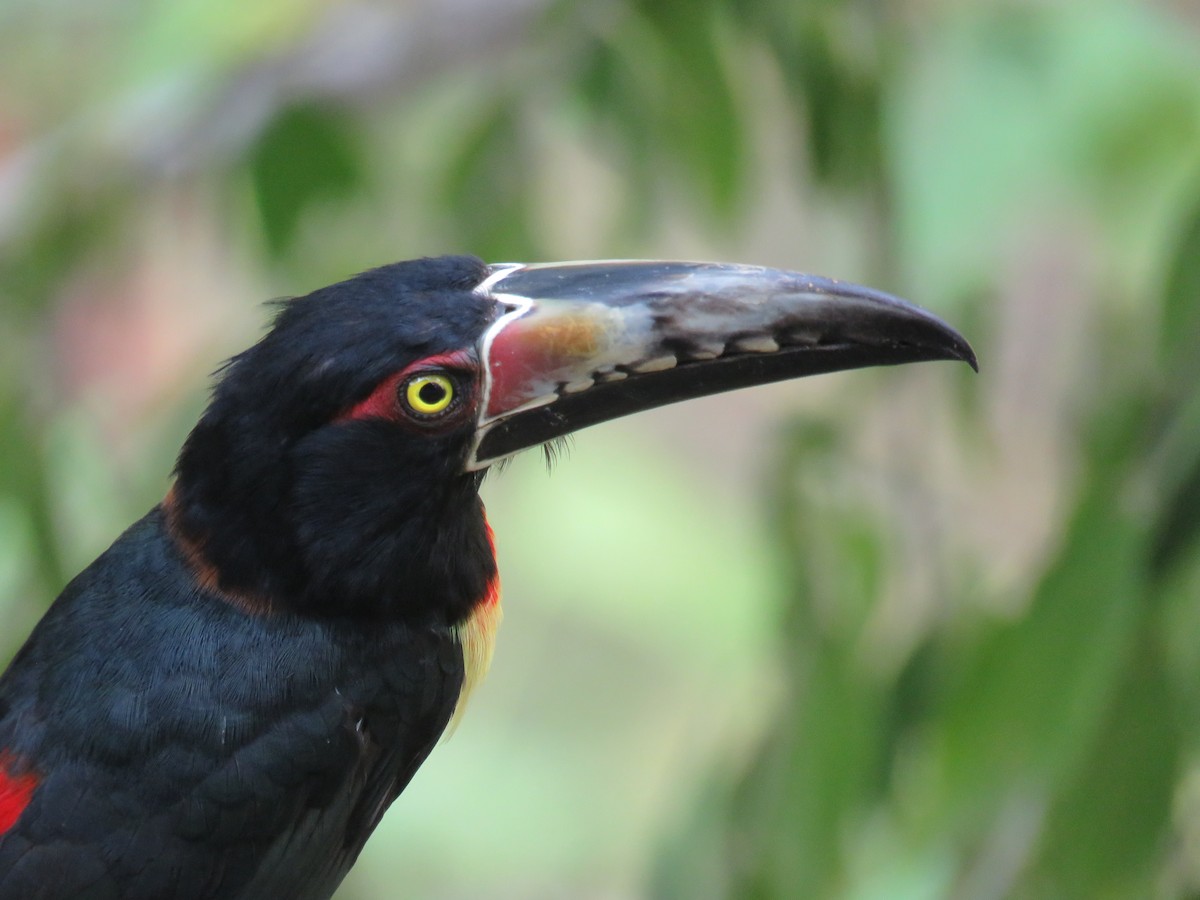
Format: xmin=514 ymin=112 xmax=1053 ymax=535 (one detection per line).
xmin=439 ymin=102 xmax=540 ymax=262
xmin=739 ymin=2 xmax=886 ymax=191
xmin=718 ymin=424 xmax=891 ymax=898
xmin=935 ymin=431 xmax=1146 ymax=817
xmin=649 ymin=2 xmax=1200 ymax=898
xmin=1161 ymin=184 xmax=1200 ymax=367
xmin=574 ymin=1 xmax=745 ymax=221
xmin=1030 ymin=629 xmax=1180 ymax=897
xmin=249 ymin=103 xmax=366 ymax=258
xmin=0 ymin=387 xmax=64 ymax=617
xmin=1152 ymin=185 xmax=1200 ymax=579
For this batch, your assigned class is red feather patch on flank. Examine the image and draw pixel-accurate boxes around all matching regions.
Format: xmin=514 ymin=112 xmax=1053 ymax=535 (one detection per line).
xmin=0 ymin=751 xmax=37 ymax=834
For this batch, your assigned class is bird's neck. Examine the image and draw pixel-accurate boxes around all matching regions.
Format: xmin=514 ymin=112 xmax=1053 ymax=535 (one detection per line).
xmin=162 ymin=485 xmax=278 ymax=616
xmin=164 ymin=476 xmax=499 ymax=627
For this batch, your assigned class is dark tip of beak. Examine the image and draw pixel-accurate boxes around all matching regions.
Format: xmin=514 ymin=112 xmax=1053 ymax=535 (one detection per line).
xmin=944 ymin=329 xmax=979 ymax=372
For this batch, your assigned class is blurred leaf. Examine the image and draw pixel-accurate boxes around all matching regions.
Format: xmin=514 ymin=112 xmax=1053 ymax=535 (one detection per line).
xmin=0 ymin=192 xmax=126 ymax=315
xmin=640 ymin=5 xmax=744 ymax=217
xmin=747 ymin=4 xmax=885 ymax=191
xmin=1151 ymin=423 xmax=1200 ymax=583
xmin=1027 ymin=627 xmax=1180 ymax=898
xmin=649 ymin=776 xmax=732 ymax=900
xmin=726 ymin=656 xmax=884 ymax=898
xmin=718 ymin=422 xmax=892 ymax=898
xmin=574 ymin=4 xmax=744 ymax=222
xmin=0 ymin=385 xmax=64 ymax=603
xmin=933 ymin=416 xmax=1146 ymax=831
xmin=439 ymin=103 xmax=538 ymax=261
xmin=1160 ymin=177 xmax=1200 ymax=365
xmin=573 ymin=34 xmax=660 ymax=240
xmin=1160 ymin=555 xmax=1200 ymax=761
xmin=1148 ymin=178 xmax=1200 ymax=580
xmin=248 ymin=102 xmax=365 ymax=259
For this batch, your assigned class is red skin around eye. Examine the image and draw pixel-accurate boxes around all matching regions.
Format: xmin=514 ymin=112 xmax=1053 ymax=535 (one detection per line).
xmin=337 ymin=350 xmax=476 ymax=423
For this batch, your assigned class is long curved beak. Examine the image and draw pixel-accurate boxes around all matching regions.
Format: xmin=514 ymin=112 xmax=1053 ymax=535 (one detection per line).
xmin=468 ymin=260 xmax=976 ymax=470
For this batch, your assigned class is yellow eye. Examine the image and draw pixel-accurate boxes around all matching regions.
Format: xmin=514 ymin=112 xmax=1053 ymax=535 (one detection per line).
xmin=404 ymin=373 xmax=456 ymax=416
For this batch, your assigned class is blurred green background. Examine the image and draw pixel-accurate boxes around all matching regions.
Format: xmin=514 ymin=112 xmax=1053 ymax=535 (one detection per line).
xmin=1 ymin=0 xmax=1199 ymax=897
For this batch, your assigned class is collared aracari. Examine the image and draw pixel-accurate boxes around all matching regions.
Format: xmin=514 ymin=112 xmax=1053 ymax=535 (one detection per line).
xmin=0 ymin=256 xmax=974 ymax=898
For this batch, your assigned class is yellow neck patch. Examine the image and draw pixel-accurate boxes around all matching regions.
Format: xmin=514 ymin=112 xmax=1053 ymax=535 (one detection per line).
xmin=447 ymin=520 xmax=503 ymax=734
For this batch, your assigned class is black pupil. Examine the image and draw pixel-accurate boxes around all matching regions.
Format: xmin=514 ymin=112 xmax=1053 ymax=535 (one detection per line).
xmin=418 ymin=380 xmax=447 ymax=407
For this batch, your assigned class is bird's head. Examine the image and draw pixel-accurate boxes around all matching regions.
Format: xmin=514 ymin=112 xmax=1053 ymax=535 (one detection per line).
xmin=170 ymin=255 xmax=974 ymax=623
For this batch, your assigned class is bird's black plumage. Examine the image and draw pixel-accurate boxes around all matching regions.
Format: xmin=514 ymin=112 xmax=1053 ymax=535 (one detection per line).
xmin=0 ymin=254 xmax=973 ymax=898
xmin=0 ymin=510 xmax=466 ymax=899
xmin=0 ymin=257 xmax=498 ymax=898
xmin=174 ymin=255 xmax=497 ymax=620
